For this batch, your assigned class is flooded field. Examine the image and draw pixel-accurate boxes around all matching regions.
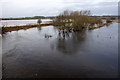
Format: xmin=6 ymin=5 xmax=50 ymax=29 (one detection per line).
xmin=2 ymin=22 xmax=118 ymax=78
xmin=0 ymin=19 xmax=52 ymax=27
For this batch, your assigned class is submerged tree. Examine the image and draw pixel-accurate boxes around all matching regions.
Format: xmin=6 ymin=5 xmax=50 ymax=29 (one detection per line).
xmin=54 ymin=10 xmax=99 ymax=31
xmin=54 ymin=10 xmax=103 ymax=32
xmin=71 ymin=10 xmax=91 ymax=31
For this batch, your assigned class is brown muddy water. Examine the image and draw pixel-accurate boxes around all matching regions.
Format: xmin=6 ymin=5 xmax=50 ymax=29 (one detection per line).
xmin=2 ymin=22 xmax=118 ymax=78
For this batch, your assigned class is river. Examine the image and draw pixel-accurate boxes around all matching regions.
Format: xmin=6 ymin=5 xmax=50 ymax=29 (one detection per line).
xmin=2 ymin=22 xmax=118 ymax=78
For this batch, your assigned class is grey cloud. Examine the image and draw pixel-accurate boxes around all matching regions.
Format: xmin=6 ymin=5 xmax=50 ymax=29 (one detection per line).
xmin=1 ymin=0 xmax=119 ymax=18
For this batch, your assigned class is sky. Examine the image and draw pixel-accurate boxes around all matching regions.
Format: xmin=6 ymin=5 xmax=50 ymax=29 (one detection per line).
xmin=0 ymin=0 xmax=119 ymax=18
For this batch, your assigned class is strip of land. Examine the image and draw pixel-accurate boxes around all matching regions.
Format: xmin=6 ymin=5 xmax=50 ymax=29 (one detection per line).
xmin=113 ymin=20 xmax=120 ymax=23
xmin=1 ymin=20 xmax=119 ymax=34
xmin=2 ymin=21 xmax=53 ymax=33
xmin=88 ymin=22 xmax=112 ymax=30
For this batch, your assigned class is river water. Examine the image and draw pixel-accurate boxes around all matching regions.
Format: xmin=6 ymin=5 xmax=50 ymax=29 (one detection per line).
xmin=2 ymin=22 xmax=118 ymax=78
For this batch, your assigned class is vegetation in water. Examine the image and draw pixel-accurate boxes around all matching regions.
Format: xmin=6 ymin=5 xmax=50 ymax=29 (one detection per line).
xmin=53 ymin=10 xmax=107 ymax=32
xmin=1 ymin=10 xmax=115 ymax=34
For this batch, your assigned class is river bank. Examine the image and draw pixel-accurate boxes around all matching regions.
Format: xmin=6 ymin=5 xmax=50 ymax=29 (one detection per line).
xmin=2 ymin=21 xmax=53 ymax=33
xmin=113 ymin=20 xmax=120 ymax=23
xmin=88 ymin=22 xmax=113 ymax=30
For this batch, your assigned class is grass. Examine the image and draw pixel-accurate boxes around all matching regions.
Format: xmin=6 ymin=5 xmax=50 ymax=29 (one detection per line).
xmin=113 ymin=20 xmax=120 ymax=23
xmin=88 ymin=22 xmax=113 ymax=30
xmin=2 ymin=21 xmax=53 ymax=34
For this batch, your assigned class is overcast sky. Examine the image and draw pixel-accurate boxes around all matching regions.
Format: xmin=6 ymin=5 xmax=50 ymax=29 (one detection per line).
xmin=0 ymin=0 xmax=119 ymax=18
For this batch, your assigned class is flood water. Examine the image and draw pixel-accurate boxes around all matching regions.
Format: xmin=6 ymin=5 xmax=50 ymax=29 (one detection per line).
xmin=0 ymin=19 xmax=52 ymax=27
xmin=2 ymin=22 xmax=118 ymax=78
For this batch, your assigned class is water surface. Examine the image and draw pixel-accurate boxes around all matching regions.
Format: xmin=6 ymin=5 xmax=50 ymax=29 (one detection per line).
xmin=2 ymin=22 xmax=118 ymax=78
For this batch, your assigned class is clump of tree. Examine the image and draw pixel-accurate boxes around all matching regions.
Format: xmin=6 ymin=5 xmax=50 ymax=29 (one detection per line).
xmin=70 ymin=10 xmax=91 ymax=31
xmin=53 ymin=10 xmax=103 ymax=32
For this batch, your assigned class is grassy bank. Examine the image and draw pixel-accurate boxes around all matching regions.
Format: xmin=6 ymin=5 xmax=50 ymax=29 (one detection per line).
xmin=2 ymin=21 xmax=53 ymax=33
xmin=113 ymin=20 xmax=120 ymax=23
xmin=88 ymin=22 xmax=112 ymax=30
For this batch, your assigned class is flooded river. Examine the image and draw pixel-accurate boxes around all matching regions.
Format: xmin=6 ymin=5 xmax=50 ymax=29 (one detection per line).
xmin=2 ymin=22 xmax=118 ymax=78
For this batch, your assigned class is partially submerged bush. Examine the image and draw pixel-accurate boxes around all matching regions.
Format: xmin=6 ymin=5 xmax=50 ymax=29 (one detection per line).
xmin=89 ymin=17 xmax=103 ymax=28
xmin=106 ymin=19 xmax=112 ymax=23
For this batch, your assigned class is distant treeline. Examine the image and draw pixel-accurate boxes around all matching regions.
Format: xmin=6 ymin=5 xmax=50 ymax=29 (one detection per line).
xmin=0 ymin=16 xmax=55 ymax=20
xmin=0 ymin=15 xmax=119 ymax=20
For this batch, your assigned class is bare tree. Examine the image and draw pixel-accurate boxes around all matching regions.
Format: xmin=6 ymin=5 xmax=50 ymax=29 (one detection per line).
xmin=54 ymin=10 xmax=103 ymax=32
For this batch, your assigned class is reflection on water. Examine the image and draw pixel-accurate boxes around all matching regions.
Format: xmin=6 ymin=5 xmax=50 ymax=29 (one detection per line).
xmin=55 ymin=30 xmax=86 ymax=54
xmin=2 ymin=23 xmax=118 ymax=78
